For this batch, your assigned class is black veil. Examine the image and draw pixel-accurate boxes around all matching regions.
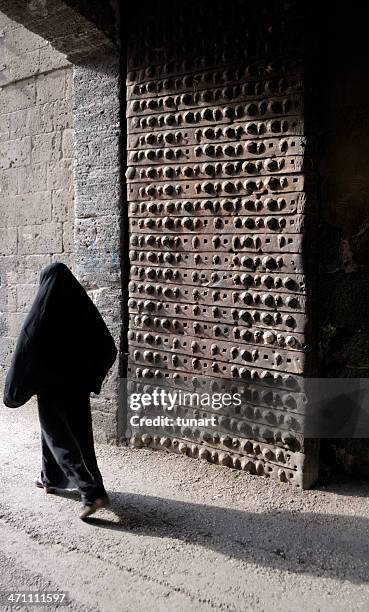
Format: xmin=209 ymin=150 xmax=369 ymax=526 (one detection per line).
xmin=3 ymin=263 xmax=117 ymax=408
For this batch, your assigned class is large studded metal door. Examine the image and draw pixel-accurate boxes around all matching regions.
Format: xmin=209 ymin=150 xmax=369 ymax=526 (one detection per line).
xmin=126 ymin=0 xmax=319 ymax=487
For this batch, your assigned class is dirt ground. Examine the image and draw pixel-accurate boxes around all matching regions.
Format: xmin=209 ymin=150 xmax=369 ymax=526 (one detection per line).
xmin=1 ymin=402 xmax=369 ymax=612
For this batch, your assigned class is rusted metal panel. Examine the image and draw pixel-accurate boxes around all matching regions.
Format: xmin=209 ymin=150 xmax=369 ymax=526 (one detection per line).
xmin=129 ymin=232 xmax=305 ymax=253
xmin=128 ymin=138 xmax=306 ymax=166
xmin=129 ymin=313 xmax=306 ymax=349
xmin=128 ymin=299 xmax=308 ymax=333
xmin=126 ymin=0 xmax=318 ymax=487
xmin=128 ymin=330 xmax=305 ymax=373
xmin=128 ymin=281 xmax=307 ymax=310
xmin=129 ymin=214 xmax=305 ymax=234
xmin=127 ymin=62 xmax=303 ymax=99
xmin=128 ymin=192 xmax=308 ymax=217
xmin=129 ymin=249 xmax=306 ymax=274
xmin=129 ymin=266 xmax=307 ymax=294
xmin=128 ymin=120 xmax=305 ymax=150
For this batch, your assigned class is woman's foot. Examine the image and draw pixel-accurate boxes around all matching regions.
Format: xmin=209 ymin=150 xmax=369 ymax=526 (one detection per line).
xmin=35 ymin=477 xmax=56 ymax=495
xmin=79 ymin=496 xmax=110 ymax=520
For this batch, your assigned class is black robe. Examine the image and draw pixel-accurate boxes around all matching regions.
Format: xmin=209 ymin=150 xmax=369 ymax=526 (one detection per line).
xmin=3 ymin=262 xmax=117 ymax=503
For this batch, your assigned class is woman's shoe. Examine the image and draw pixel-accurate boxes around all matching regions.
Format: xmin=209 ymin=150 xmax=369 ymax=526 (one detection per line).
xmin=79 ymin=495 xmax=110 ymax=520
xmin=35 ymin=477 xmax=56 ymax=494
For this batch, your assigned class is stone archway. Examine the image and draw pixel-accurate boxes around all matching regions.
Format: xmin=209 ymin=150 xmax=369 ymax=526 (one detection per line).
xmin=0 ymin=0 xmax=125 ymax=442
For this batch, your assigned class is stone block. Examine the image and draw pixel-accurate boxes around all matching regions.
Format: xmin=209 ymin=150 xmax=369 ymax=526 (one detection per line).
xmin=0 ymin=285 xmax=17 ymax=313
xmin=75 ymin=165 xmax=120 ymax=192
xmin=75 ymin=215 xmax=120 ymax=257
xmin=0 ymin=79 xmax=35 ymax=113
xmin=31 ymin=131 xmax=62 ymax=164
xmin=47 ymin=159 xmax=73 ymax=190
xmin=61 ymin=128 xmax=74 ymax=158
xmin=75 ymin=128 xmax=119 ymax=171
xmin=26 ymin=5 xmax=101 ymax=45
xmin=0 ymin=0 xmax=114 ymax=62
xmin=7 ymin=254 xmax=51 ymax=284
xmin=0 ymin=336 xmax=16 ymax=367
xmin=100 ymin=363 xmax=121 ymax=399
xmin=38 ymin=99 xmax=73 ymax=132
xmin=0 ymin=260 xmax=13 ymax=300
xmin=0 ymin=69 xmax=10 ymax=88
xmin=73 ymin=101 xmax=119 ymax=132
xmin=73 ymin=54 xmax=119 ymax=95
xmin=0 ymin=254 xmax=16 ymax=279
xmin=6 ymin=312 xmax=26 ymax=336
xmin=91 ymin=375 xmax=120 ymax=410
xmin=17 ymin=163 xmax=47 ymax=193
xmin=5 ymin=26 xmax=45 ymax=54
xmin=0 ymin=115 xmax=10 ymax=143
xmin=0 ymin=227 xmax=17 ymax=255
xmin=36 ymin=70 xmax=66 ymax=104
xmin=0 ymin=1 xmax=72 ymax=31
xmin=65 ymin=69 xmax=73 ymax=100
xmin=18 ymin=223 xmax=63 ymax=255
xmin=0 ymin=168 xmax=19 ymax=196
xmin=0 ymin=313 xmax=6 ymax=337
xmin=51 ymin=252 xmax=74 ymax=270
xmin=5 ymin=49 xmax=40 ymax=82
xmin=73 ymin=70 xmax=119 ymax=111
xmin=62 ymin=221 xmax=74 ymax=253
xmin=48 ymin=32 xmax=106 ymax=64
xmin=0 ymin=11 xmax=18 ymax=33
xmin=39 ymin=43 xmax=70 ymax=73
xmin=0 ymin=137 xmax=31 ymax=170
xmin=9 ymin=106 xmax=39 ymax=139
xmin=51 ymin=189 xmax=74 ymax=222
xmin=0 ymin=192 xmax=52 ymax=227
xmin=90 ymin=287 xmax=122 ymax=313
xmin=75 ymin=255 xmax=121 ymax=289
xmin=91 ymin=408 xmax=119 ymax=443
xmin=16 ymin=284 xmax=37 ymax=312
xmin=21 ymin=192 xmax=53 ymax=226
xmin=74 ymin=173 xmax=120 ymax=218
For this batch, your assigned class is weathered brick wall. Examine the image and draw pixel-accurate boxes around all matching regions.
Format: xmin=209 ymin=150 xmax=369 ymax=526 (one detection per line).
xmin=72 ymin=52 xmax=123 ymax=442
xmin=0 ymin=4 xmax=123 ymax=445
xmin=0 ymin=11 xmax=74 ymax=390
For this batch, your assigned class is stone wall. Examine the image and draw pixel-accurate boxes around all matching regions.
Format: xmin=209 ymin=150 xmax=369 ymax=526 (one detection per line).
xmin=72 ymin=52 xmax=123 ymax=443
xmin=0 ymin=11 xmax=74 ymax=391
xmin=0 ymin=0 xmax=116 ymax=63
xmin=0 ymin=6 xmax=123 ymax=445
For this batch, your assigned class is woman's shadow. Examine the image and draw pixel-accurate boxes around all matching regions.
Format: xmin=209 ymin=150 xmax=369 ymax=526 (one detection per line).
xmin=81 ymin=486 xmax=369 ymax=585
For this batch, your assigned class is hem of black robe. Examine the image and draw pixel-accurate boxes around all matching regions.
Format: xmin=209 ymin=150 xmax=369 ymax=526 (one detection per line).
xmin=40 ymin=471 xmax=76 ymax=491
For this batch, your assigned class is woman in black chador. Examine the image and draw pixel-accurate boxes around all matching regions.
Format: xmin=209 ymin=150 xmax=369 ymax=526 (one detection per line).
xmin=3 ymin=262 xmax=117 ymax=519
